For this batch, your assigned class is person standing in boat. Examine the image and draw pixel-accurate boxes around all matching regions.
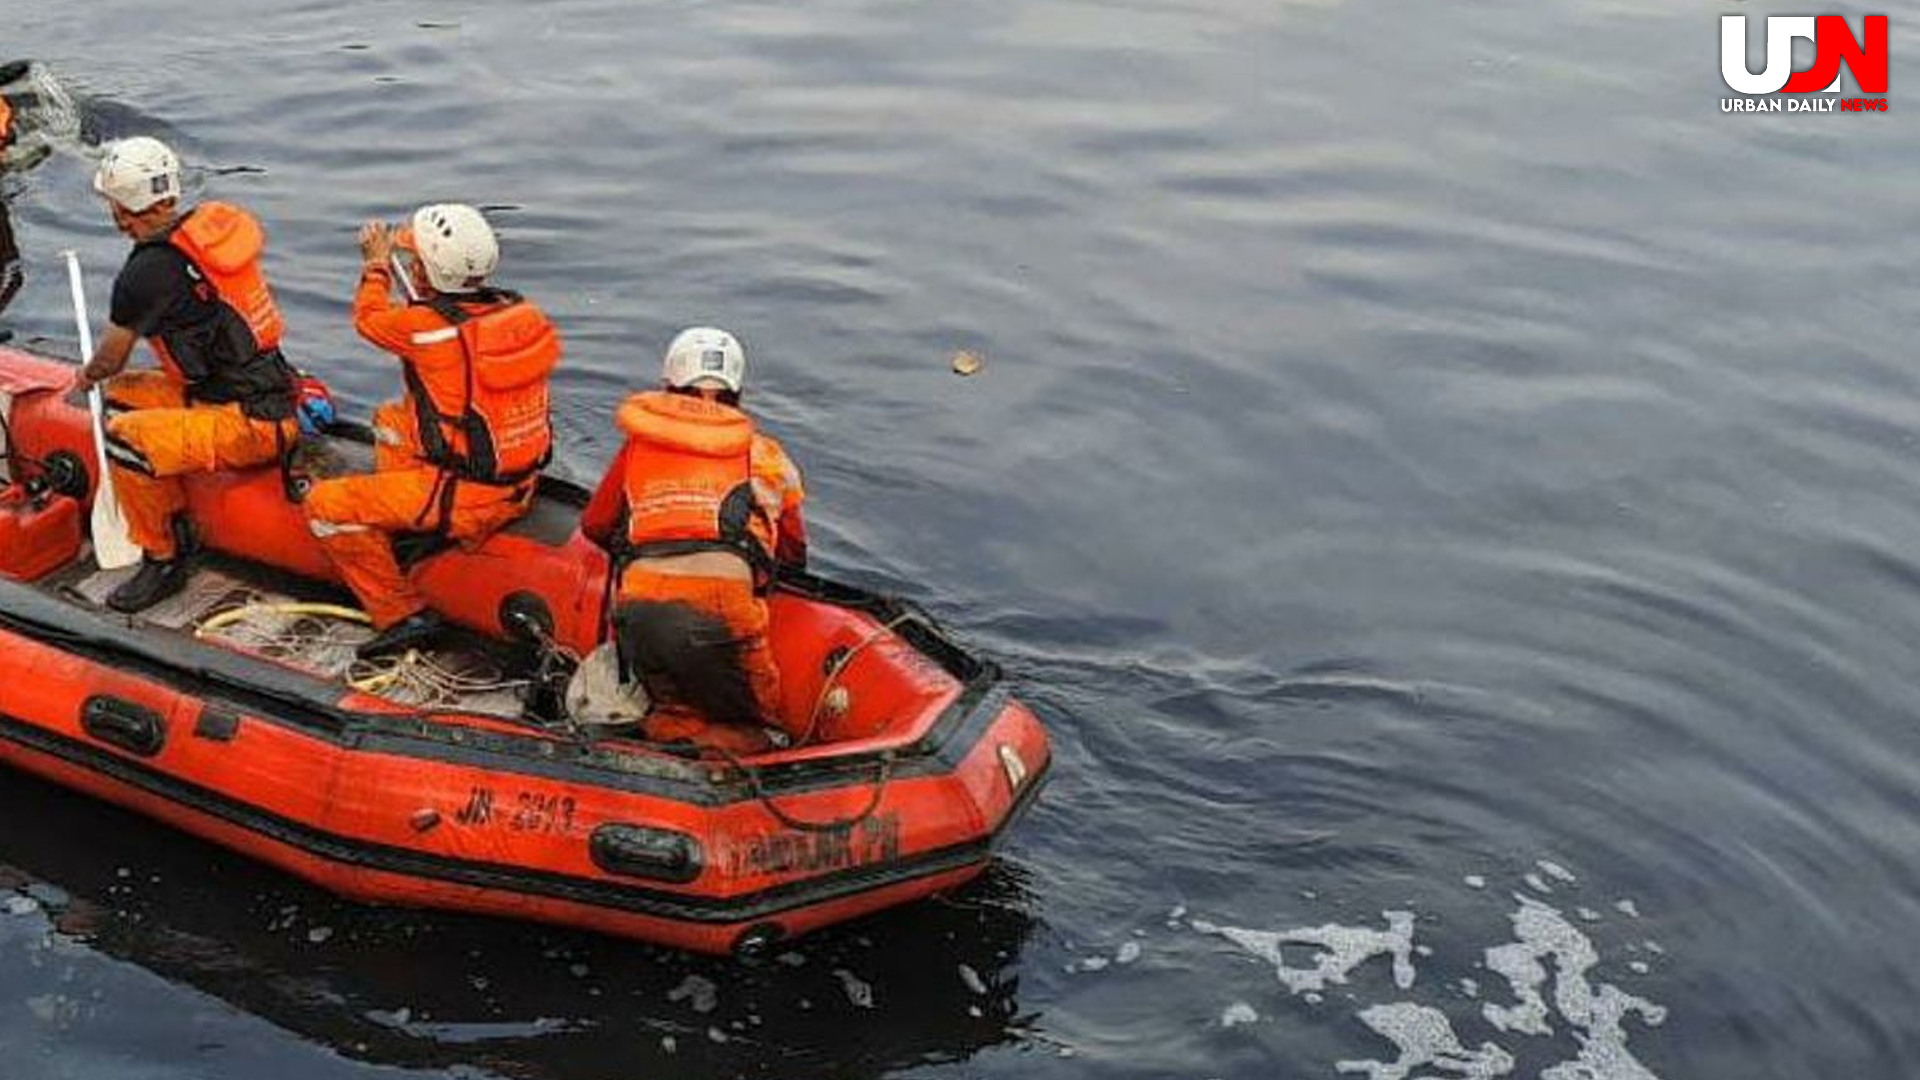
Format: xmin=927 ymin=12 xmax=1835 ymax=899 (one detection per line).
xmin=69 ymin=136 xmax=300 ymax=613
xmin=580 ymin=327 xmax=809 ymax=749
xmin=303 ymin=204 xmax=562 ymax=658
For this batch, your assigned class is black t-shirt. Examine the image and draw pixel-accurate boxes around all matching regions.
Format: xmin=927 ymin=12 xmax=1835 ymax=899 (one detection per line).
xmin=109 ymin=235 xmax=264 ymax=385
xmin=109 ymin=242 xmax=210 ymax=337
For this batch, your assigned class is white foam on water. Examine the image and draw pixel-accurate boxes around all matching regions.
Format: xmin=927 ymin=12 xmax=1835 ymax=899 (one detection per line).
xmin=957 ymin=964 xmax=988 ymax=995
xmin=1334 ymin=1003 xmax=1515 ymax=1080
xmin=1116 ymin=941 xmax=1143 ymax=965
xmin=1482 ymin=896 xmax=1667 ymax=1079
xmin=1537 ymin=861 xmax=1579 ymax=885
xmin=1464 ymin=875 xmax=1488 ymax=889
xmin=1201 ymin=911 xmax=1417 ymax=994
xmin=1482 ymin=938 xmax=1553 ymax=1035
xmin=1188 ymin=865 xmax=1669 ymax=1080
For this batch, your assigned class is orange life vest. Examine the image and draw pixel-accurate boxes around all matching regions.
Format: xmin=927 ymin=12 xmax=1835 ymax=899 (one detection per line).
xmin=166 ymin=202 xmax=285 ymax=355
xmin=0 ymin=95 xmax=13 ymax=148
xmin=404 ymin=291 xmax=561 ymax=485
xmin=616 ymin=390 xmax=775 ymax=570
xmin=144 ymin=203 xmax=294 ymax=418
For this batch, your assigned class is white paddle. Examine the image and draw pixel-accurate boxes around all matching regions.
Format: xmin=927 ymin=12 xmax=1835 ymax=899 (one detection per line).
xmin=62 ymin=251 xmax=142 ymax=571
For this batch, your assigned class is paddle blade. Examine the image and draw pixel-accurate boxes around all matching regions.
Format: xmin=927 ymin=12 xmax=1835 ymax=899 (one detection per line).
xmin=84 ymin=386 xmax=140 ymax=571
xmin=89 ymin=480 xmax=141 ymax=570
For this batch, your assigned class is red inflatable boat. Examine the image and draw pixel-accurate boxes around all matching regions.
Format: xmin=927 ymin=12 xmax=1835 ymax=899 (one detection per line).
xmin=0 ymin=344 xmax=1049 ymax=955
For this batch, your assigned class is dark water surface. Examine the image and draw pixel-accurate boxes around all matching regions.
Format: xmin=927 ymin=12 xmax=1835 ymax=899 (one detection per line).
xmin=4 ymin=1 xmax=1920 ymax=1077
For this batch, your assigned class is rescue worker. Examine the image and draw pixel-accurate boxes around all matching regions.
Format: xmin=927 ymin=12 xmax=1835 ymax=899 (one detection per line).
xmin=579 ymin=327 xmax=809 ymax=749
xmin=304 ymin=204 xmax=562 ymax=658
xmin=0 ymin=90 xmax=22 ymax=323
xmin=70 ymin=136 xmax=299 ymax=612
xmin=0 ymin=64 xmax=33 ymax=322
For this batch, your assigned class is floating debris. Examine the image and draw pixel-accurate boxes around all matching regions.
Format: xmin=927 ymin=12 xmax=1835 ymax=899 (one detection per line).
xmin=833 ymin=968 xmax=875 ymax=1009
xmin=661 ymin=1035 xmax=677 ymax=1054
xmin=667 ymin=975 xmax=718 ymax=1014
xmin=958 ymin=964 xmax=988 ymax=995
xmin=950 ymin=350 xmax=984 ymax=376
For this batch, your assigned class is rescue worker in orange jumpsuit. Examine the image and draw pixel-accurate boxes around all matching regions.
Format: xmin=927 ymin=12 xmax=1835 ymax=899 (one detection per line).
xmin=579 ymin=327 xmax=809 ymax=749
xmin=304 ymin=204 xmax=562 ymax=658
xmin=71 ymin=137 xmax=299 ymax=612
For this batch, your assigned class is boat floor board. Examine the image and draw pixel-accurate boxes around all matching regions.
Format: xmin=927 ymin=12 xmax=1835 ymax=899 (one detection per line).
xmin=39 ymin=551 xmax=531 ymax=719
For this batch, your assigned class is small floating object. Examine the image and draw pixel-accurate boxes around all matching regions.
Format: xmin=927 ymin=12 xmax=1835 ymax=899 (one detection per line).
xmin=950 ymin=350 xmax=984 ymax=376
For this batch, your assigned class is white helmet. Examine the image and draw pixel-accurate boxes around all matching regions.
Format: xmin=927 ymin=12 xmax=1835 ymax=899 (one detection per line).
xmin=401 ymin=203 xmax=498 ymax=293
xmin=662 ymin=327 xmax=746 ymax=394
xmin=93 ymin=136 xmax=181 ymax=212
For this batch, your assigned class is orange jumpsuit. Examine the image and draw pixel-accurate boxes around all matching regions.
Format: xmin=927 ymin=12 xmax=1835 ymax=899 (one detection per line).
xmin=302 ymin=265 xmax=560 ymax=628
xmin=101 ymin=203 xmax=296 ymax=559
xmin=580 ymin=390 xmax=808 ymax=746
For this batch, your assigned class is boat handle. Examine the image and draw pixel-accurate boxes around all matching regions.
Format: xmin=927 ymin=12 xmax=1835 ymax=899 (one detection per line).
xmin=81 ymin=695 xmax=167 ymax=758
xmin=590 ymin=824 xmax=703 ymax=884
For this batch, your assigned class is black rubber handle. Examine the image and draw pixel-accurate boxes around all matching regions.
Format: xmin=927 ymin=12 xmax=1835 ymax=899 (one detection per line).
xmin=81 ymin=696 xmax=167 ymax=757
xmin=590 ymin=824 xmax=702 ymax=884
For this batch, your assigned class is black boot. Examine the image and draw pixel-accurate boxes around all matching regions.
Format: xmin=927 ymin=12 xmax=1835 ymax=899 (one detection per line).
xmin=106 ymin=554 xmax=190 ymax=613
xmin=357 ymin=609 xmax=452 ymax=660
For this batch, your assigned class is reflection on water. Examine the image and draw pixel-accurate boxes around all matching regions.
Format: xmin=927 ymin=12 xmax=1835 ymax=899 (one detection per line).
xmin=0 ymin=769 xmax=1039 ymax=1080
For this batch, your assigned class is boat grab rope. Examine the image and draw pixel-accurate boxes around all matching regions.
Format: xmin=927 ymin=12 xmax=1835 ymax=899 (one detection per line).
xmin=713 ymin=744 xmax=896 ymax=834
xmin=796 ymin=613 xmax=914 ymax=749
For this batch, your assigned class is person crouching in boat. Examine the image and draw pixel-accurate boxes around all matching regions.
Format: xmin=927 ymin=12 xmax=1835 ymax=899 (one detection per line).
xmin=580 ymin=327 xmax=809 ymax=751
xmin=303 ymin=204 xmax=562 ymax=658
xmin=70 ymin=137 xmax=300 ymax=613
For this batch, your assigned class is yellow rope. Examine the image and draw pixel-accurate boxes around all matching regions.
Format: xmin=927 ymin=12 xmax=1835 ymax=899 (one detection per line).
xmin=194 ymin=602 xmax=371 ymax=637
